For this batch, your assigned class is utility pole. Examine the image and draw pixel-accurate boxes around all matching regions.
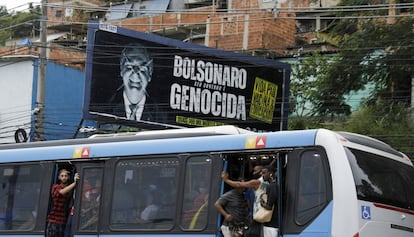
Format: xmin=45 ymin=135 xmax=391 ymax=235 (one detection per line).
xmin=35 ymin=0 xmax=47 ymax=141
xmin=411 ymin=75 xmax=414 ymax=120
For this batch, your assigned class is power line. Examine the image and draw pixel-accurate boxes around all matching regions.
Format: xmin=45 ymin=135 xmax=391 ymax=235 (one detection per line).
xmin=38 ymin=2 xmax=414 ymax=15
xmin=0 ymin=2 xmax=412 ymax=32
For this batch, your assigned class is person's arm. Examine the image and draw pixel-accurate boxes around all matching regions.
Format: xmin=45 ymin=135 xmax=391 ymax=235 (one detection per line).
xmin=59 ymin=173 xmax=80 ymax=195
xmin=215 ymin=201 xmax=233 ymax=222
xmin=221 ymin=172 xmax=260 ymax=190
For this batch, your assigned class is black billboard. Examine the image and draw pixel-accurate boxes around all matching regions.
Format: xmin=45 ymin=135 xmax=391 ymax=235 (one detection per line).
xmin=83 ymin=23 xmax=290 ymax=132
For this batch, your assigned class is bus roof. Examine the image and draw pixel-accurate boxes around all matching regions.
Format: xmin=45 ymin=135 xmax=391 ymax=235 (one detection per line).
xmin=0 ymin=125 xmax=253 ymax=151
xmin=0 ymin=128 xmax=409 ymax=166
xmin=88 ymin=125 xmax=252 ymax=139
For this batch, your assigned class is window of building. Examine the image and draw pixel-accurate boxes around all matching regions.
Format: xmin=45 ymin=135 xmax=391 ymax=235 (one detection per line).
xmin=56 ymin=10 xmax=62 ymax=18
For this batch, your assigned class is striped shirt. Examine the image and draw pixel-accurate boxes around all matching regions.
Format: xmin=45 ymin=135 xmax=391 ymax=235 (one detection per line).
xmin=47 ymin=184 xmax=69 ymax=225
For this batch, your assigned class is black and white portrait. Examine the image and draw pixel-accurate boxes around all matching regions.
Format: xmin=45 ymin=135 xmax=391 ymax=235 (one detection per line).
xmin=110 ymin=43 xmax=153 ymax=121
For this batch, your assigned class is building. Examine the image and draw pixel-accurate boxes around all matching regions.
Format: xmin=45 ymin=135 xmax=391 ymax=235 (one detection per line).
xmin=3 ymin=0 xmax=409 ymax=142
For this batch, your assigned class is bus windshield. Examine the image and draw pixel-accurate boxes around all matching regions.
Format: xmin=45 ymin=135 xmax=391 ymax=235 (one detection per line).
xmin=346 ymin=147 xmax=414 ymax=211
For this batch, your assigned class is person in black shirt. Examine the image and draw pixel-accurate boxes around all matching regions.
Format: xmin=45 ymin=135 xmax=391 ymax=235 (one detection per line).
xmin=262 ymin=166 xmax=279 ymax=237
xmin=215 ymin=185 xmax=247 ymax=237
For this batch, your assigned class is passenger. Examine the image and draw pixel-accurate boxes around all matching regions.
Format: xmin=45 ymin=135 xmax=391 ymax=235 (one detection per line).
xmin=215 ymin=182 xmax=247 ymax=237
xmin=245 ymin=165 xmax=262 ymax=219
xmin=79 ymin=178 xmax=102 ymax=230
xmin=139 ymin=190 xmax=159 ymax=222
xmin=182 ymin=180 xmax=209 ymax=229
xmin=46 ymin=169 xmax=79 ymax=237
xmin=262 ymin=167 xmax=279 ymax=237
xmin=221 ymin=166 xmax=272 ymax=237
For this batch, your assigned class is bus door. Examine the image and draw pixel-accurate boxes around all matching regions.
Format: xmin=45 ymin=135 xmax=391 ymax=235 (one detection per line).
xmin=71 ymin=161 xmax=105 ymax=237
xmin=281 ymin=148 xmax=332 ymax=237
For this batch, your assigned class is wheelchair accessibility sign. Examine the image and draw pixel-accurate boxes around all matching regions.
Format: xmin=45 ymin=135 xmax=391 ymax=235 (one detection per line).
xmin=361 ymin=206 xmax=371 ymax=220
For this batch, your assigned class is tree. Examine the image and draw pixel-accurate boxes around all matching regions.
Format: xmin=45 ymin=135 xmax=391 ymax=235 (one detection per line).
xmin=288 ymin=1 xmax=414 ymax=157
xmin=289 ymin=52 xmax=334 ymax=129
xmin=0 ymin=6 xmax=40 ymax=46
xmin=313 ymin=0 xmax=414 ymax=117
xmin=332 ymin=100 xmax=414 ymax=159
xmin=0 ymin=5 xmax=7 ymax=16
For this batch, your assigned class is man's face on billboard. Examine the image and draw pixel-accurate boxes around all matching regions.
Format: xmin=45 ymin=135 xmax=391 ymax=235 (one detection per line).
xmin=120 ymin=48 xmax=153 ymax=105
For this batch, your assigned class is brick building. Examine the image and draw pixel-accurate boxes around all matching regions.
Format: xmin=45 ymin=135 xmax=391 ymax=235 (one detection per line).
xmin=41 ymin=0 xmax=341 ymax=69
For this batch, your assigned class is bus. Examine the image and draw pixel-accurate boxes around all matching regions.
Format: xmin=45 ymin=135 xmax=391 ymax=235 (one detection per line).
xmin=0 ymin=125 xmax=413 ymax=237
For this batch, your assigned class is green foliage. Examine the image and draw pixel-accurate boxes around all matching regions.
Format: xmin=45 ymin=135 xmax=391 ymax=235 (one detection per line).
xmin=0 ymin=8 xmax=40 ymax=46
xmin=289 ymin=52 xmax=351 ymax=128
xmin=331 ymin=101 xmax=414 ymax=158
xmin=288 ymin=1 xmax=414 ymax=158
xmin=290 ymin=52 xmax=327 ymax=117
xmin=0 ymin=5 xmax=7 ymax=16
xmin=288 ymin=116 xmax=320 ymax=130
xmin=310 ymin=0 xmax=414 ymax=118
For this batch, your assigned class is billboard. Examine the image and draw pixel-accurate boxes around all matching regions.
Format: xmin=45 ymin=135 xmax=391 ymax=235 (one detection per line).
xmin=84 ymin=23 xmax=290 ymax=132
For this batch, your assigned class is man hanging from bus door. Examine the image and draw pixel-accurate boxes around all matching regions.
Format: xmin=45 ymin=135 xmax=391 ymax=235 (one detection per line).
xmin=245 ymin=165 xmax=263 ymax=221
xmin=221 ymin=166 xmax=273 ymax=237
xmin=64 ymin=164 xmax=80 ymax=237
xmin=46 ymin=169 xmax=80 ymax=237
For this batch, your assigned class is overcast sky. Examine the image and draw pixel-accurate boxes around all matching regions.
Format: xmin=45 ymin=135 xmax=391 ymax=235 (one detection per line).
xmin=0 ymin=0 xmax=40 ymax=11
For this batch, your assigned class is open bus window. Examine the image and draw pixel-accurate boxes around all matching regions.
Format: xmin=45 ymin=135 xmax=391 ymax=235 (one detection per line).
xmin=0 ymin=164 xmax=42 ymax=231
xmin=180 ymin=156 xmax=212 ymax=230
xmin=110 ymin=158 xmax=179 ymax=230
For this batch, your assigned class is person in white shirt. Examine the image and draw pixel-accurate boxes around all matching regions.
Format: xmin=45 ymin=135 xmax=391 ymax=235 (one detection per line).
xmin=139 ymin=190 xmax=159 ymax=222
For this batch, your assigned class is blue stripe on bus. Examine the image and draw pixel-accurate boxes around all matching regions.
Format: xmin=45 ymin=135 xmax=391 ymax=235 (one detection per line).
xmin=284 ymin=201 xmax=333 ymax=237
xmin=0 ymin=130 xmax=317 ymax=162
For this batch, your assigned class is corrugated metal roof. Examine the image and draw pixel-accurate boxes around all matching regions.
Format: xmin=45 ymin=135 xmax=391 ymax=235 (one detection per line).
xmin=132 ymin=0 xmax=170 ymax=16
xmin=34 ymin=32 xmax=69 ymax=42
xmin=107 ymin=0 xmax=170 ymax=20
xmin=107 ymin=3 xmax=133 ymax=20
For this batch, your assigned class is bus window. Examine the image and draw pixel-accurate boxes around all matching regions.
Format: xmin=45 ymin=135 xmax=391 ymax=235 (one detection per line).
xmin=181 ymin=156 xmax=212 ymax=230
xmin=0 ymin=164 xmax=42 ymax=231
xmin=79 ymin=167 xmax=103 ymax=231
xmin=346 ymin=148 xmax=414 ymax=211
xmin=296 ymin=151 xmax=330 ymax=225
xmin=110 ymin=157 xmax=179 ymax=230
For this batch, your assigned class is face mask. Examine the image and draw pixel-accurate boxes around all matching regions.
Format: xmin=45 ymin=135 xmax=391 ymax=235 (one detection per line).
xmin=252 ymin=173 xmax=261 ymax=180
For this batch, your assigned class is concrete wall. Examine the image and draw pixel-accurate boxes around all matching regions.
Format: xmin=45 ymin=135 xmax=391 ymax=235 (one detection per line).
xmin=0 ymin=58 xmax=85 ymax=143
xmin=0 ymin=59 xmax=35 ymax=144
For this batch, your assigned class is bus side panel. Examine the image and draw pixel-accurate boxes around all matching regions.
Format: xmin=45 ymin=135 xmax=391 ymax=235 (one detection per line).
xmin=283 ymin=202 xmax=333 ymax=237
xmin=358 ymin=203 xmax=414 ymax=237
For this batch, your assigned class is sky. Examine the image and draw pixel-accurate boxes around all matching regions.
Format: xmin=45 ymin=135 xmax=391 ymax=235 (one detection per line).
xmin=0 ymin=0 xmax=40 ymax=11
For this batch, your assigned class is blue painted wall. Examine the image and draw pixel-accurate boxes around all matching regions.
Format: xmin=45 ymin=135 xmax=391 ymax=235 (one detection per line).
xmin=33 ymin=60 xmax=86 ymax=140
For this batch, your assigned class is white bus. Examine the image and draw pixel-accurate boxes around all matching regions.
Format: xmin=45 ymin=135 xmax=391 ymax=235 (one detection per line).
xmin=0 ymin=126 xmax=412 ymax=237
